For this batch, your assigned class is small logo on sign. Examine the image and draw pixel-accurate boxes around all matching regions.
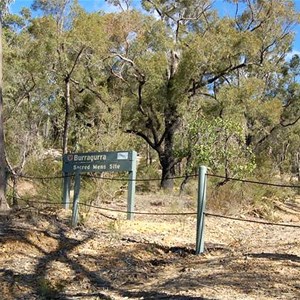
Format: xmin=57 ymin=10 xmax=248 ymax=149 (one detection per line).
xmin=67 ymin=154 xmax=74 ymax=161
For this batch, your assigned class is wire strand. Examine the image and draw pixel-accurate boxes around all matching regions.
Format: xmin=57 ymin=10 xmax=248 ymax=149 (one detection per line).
xmin=205 ymin=212 xmax=300 ymax=228
xmin=14 ymin=172 xmax=198 ymax=182
xmin=81 ymin=173 xmax=198 ymax=181
xmin=79 ymin=202 xmax=197 ymax=216
xmin=16 ymin=174 xmax=71 ymax=180
xmin=11 ymin=170 xmax=300 ymax=189
xmin=207 ymin=173 xmax=300 ymax=189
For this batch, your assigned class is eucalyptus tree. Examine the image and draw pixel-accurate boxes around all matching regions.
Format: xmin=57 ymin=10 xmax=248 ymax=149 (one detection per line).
xmin=0 ymin=0 xmax=14 ymax=210
xmin=31 ymin=0 xmax=98 ymax=154
xmin=105 ymin=0 xmax=299 ymax=189
xmin=3 ymin=9 xmax=50 ymax=196
xmin=30 ymin=0 xmax=115 ymax=154
xmin=253 ymin=54 xmax=300 ymax=179
xmin=30 ymin=0 xmax=76 ymax=154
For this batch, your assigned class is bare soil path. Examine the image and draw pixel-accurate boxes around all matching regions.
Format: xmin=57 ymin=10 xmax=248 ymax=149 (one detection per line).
xmin=0 ymin=194 xmax=300 ymax=300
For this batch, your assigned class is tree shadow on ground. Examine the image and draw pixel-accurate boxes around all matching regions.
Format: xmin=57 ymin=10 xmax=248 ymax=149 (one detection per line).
xmin=1 ymin=209 xmax=300 ymax=300
xmin=247 ymin=252 xmax=300 ymax=262
xmin=0 ymin=209 xmax=112 ymax=299
xmin=120 ymin=291 xmax=215 ymax=299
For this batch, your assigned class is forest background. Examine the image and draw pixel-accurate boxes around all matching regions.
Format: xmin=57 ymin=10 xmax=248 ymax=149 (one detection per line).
xmin=1 ymin=0 xmax=300 ymax=212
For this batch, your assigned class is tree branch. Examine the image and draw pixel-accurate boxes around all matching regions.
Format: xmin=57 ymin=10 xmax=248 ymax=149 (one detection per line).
xmin=67 ymin=46 xmax=85 ymax=79
xmin=188 ymin=61 xmax=247 ymax=95
xmin=70 ymin=78 xmax=111 ymax=109
xmin=126 ymin=129 xmax=156 ymax=149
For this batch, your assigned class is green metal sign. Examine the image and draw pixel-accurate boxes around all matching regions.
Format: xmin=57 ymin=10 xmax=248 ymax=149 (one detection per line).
xmin=62 ymin=151 xmax=137 ymax=225
xmin=63 ymin=151 xmax=135 ymax=173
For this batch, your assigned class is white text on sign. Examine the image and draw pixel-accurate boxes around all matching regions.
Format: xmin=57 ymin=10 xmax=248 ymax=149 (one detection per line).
xmin=109 ymin=164 xmax=120 ymax=170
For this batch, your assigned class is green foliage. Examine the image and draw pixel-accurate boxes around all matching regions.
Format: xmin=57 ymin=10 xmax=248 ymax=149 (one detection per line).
xmin=37 ymin=277 xmax=65 ymax=299
xmin=135 ymin=160 xmax=161 ymax=192
xmin=22 ymin=155 xmax=62 ymax=202
xmin=2 ymin=0 xmax=300 ymax=197
xmin=0 ymin=0 xmax=15 ymax=18
xmin=176 ymin=117 xmax=256 ymax=177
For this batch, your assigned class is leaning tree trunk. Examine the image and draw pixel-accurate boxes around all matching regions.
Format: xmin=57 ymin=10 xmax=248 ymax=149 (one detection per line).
xmin=0 ymin=19 xmax=9 ymax=210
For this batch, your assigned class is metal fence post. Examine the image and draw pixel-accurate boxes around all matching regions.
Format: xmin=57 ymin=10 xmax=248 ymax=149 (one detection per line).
xmin=196 ymin=165 xmax=207 ymax=254
xmin=127 ymin=151 xmax=137 ymax=220
xmin=71 ymin=172 xmax=80 ymax=227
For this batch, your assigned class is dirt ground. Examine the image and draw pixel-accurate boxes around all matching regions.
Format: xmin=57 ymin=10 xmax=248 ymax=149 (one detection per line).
xmin=0 ymin=193 xmax=300 ymax=300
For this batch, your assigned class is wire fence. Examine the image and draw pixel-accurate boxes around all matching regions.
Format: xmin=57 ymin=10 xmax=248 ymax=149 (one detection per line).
xmin=13 ymin=171 xmax=300 ymax=189
xmin=7 ymin=170 xmax=300 ymax=230
xmin=8 ymin=191 xmax=300 ymax=230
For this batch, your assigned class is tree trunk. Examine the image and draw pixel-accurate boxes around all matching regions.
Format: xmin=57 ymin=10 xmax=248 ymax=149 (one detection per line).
xmin=160 ymin=153 xmax=175 ymax=189
xmin=62 ymin=78 xmax=70 ymax=155
xmin=297 ymin=152 xmax=300 ymax=195
xmin=159 ymin=111 xmax=178 ymax=190
xmin=0 ymin=19 xmax=9 ymax=211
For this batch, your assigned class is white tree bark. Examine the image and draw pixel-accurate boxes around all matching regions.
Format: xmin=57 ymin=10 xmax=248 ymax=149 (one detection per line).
xmin=0 ymin=1 xmax=13 ymax=210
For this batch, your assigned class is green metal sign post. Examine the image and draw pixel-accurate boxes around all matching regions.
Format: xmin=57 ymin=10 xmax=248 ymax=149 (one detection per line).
xmin=71 ymin=172 xmax=81 ymax=227
xmin=62 ymin=151 xmax=137 ymax=226
xmin=196 ymin=166 xmax=207 ymax=254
